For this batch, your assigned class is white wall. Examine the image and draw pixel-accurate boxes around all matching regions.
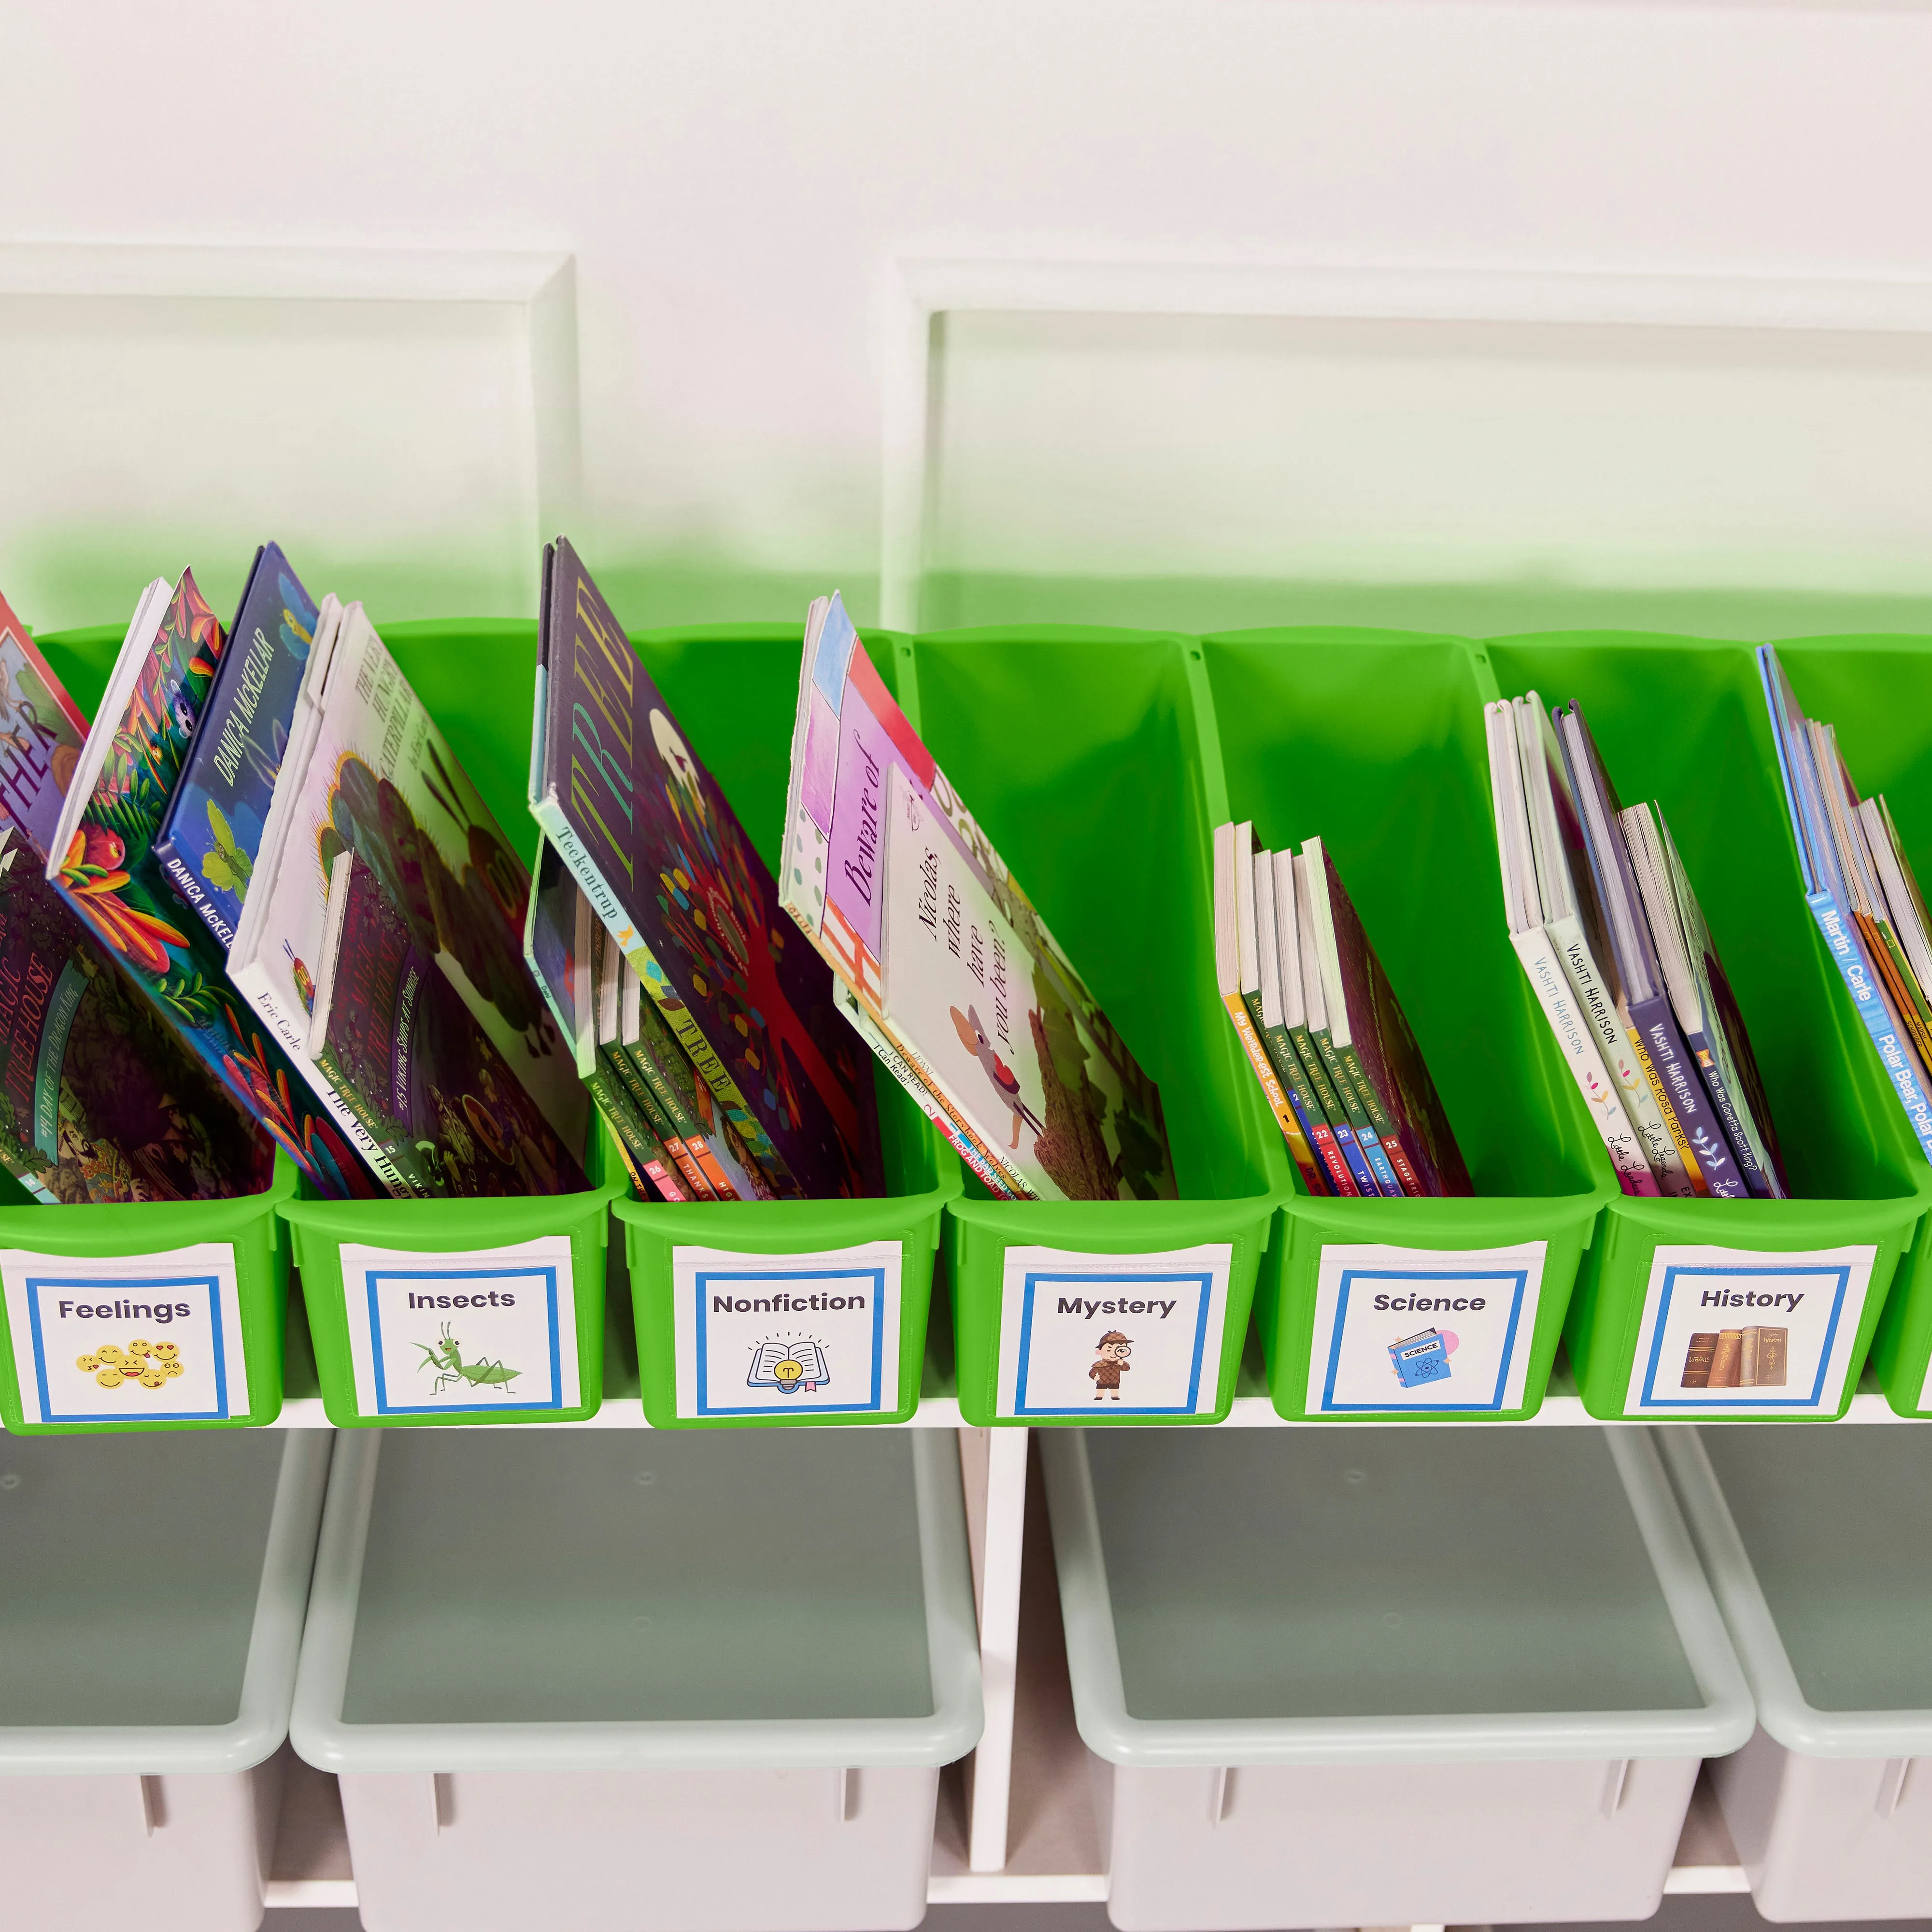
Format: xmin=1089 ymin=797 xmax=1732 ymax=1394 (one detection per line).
xmin=6 ymin=0 xmax=1932 ymax=634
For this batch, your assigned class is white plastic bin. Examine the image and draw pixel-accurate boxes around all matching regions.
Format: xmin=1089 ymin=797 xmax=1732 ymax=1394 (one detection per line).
xmin=1043 ymin=1426 xmax=1752 ymax=1932
xmin=1660 ymin=1424 xmax=1932 ymax=1921
xmin=290 ymin=1429 xmax=983 ymax=1932
xmin=0 ymin=1430 xmax=331 ymax=1932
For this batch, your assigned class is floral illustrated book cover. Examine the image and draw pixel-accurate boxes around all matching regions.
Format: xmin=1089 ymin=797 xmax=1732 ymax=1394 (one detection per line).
xmin=44 ymin=572 xmax=376 ymax=1199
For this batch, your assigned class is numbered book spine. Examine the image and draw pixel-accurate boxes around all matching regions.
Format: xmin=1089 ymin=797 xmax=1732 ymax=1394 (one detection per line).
xmin=1309 ymin=1029 xmax=1396 ymax=1195
xmin=587 ymin=1061 xmax=683 ymax=1202
xmin=610 ymin=1043 xmax=717 ymax=1201
xmin=1328 ymin=1041 xmax=1421 ymax=1197
xmin=1509 ymin=926 xmax=1658 ymax=1196
xmin=1259 ymin=1016 xmax=1350 ymax=1196
xmin=1807 ymin=887 xmax=1932 ymax=1161
xmin=1221 ymin=990 xmax=1325 ymax=1194
xmin=1238 ymin=987 xmax=1329 ymax=1194
xmin=1287 ymin=1023 xmax=1368 ymax=1198
xmin=1547 ymin=915 xmax=1693 ymax=1196
xmin=1629 ymin=992 xmax=1748 ymax=1198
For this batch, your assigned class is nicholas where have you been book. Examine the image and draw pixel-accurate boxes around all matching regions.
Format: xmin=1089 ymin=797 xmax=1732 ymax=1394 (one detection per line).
xmin=530 ymin=538 xmax=882 ymax=1201
xmin=781 ymin=591 xmax=1177 ymax=1202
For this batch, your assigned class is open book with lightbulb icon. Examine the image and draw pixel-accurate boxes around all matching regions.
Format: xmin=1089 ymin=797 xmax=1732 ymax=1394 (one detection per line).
xmin=747 ymin=1337 xmax=830 ymax=1394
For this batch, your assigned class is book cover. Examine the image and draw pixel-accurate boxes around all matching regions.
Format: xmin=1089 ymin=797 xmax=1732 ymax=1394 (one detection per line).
xmin=591 ymin=1045 xmax=685 ymax=1201
xmin=1253 ymin=844 xmax=1351 ymax=1196
xmin=1708 ymin=1329 xmax=1744 ymax=1388
xmin=45 ymin=574 xmax=374 ymax=1199
xmin=533 ymin=540 xmax=881 ymax=1201
xmin=1267 ymin=847 xmax=1357 ymax=1198
xmin=152 ymin=543 xmax=317 ymax=949
xmin=1759 ymin=646 xmax=1932 ymax=1162
xmin=1388 ymin=1329 xmax=1452 ymax=1388
xmin=1680 ymin=1332 xmax=1718 ymax=1389
xmin=779 ymin=586 xmax=1175 ymax=1203
xmin=1292 ymin=852 xmax=1388 ymax=1196
xmin=0 ymin=588 xmax=90 ymax=863
xmin=313 ymin=853 xmax=587 ymax=1199
xmin=1742 ymin=1325 xmax=1788 ymax=1388
xmin=230 ymin=601 xmax=585 ymax=1174
xmin=1306 ymin=839 xmax=1472 ymax=1197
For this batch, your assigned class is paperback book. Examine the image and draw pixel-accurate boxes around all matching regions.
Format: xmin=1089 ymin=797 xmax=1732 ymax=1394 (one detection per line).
xmin=531 ymin=538 xmax=882 ymax=1200
xmin=310 ymin=852 xmax=587 ymax=1199
xmin=45 ymin=573 xmax=373 ymax=1198
xmin=781 ymin=589 xmax=1176 ymax=1202
xmin=152 ymin=542 xmax=316 ymax=949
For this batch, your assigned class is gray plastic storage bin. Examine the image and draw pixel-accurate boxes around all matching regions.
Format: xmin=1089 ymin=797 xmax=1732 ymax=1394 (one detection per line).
xmin=1044 ymin=1428 xmax=1752 ymax=1931
xmin=0 ymin=1430 xmax=331 ymax=1932
xmin=290 ymin=1429 xmax=983 ymax=1932
xmin=1660 ymin=1425 xmax=1932 ymax=1922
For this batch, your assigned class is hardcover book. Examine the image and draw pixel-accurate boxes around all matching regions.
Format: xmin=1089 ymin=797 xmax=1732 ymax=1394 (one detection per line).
xmin=532 ymin=538 xmax=881 ymax=1200
xmin=44 ymin=573 xmax=373 ymax=1198
xmin=152 ymin=543 xmax=317 ymax=949
xmin=229 ymin=599 xmax=586 ymax=1188
xmin=1680 ymin=1332 xmax=1718 ymax=1389
xmin=781 ymin=587 xmax=1175 ymax=1202
xmin=1708 ymin=1329 xmax=1744 ymax=1388
xmin=311 ymin=853 xmax=587 ymax=1200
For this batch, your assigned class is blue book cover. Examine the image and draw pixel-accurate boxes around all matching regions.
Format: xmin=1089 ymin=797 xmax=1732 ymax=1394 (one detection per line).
xmin=1389 ymin=1329 xmax=1452 ymax=1389
xmin=151 ymin=543 xmax=316 ymax=950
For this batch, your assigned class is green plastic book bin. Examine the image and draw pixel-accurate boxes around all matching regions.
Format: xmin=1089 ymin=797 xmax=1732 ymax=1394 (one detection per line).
xmin=1485 ymin=632 xmax=1928 ymax=1421
xmin=1764 ymin=634 xmax=1932 ymax=1417
xmin=902 ymin=627 xmax=1278 ymax=1428
xmin=1202 ymin=628 xmax=1607 ymax=1423
xmin=610 ymin=625 xmax=961 ymax=1428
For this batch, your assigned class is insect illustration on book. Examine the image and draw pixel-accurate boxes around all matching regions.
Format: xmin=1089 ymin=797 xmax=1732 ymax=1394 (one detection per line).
xmin=416 ymin=1323 xmax=520 ymax=1396
xmin=74 ymin=1338 xmax=185 ymax=1390
xmin=200 ymin=800 xmax=254 ymax=894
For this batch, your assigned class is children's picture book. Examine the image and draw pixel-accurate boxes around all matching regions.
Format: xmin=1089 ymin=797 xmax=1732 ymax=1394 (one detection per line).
xmin=45 ymin=573 xmax=375 ymax=1199
xmin=229 ymin=599 xmax=585 ymax=1184
xmin=152 ymin=543 xmax=317 ymax=949
xmin=0 ymin=588 xmax=90 ymax=860
xmin=1760 ymin=644 xmax=1932 ymax=1164
xmin=532 ymin=538 xmax=881 ymax=1200
xmin=781 ymin=588 xmax=1175 ymax=1202
xmin=311 ymin=852 xmax=587 ymax=1200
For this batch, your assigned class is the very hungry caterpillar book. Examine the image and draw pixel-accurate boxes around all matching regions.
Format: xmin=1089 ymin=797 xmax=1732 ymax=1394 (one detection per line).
xmin=311 ymin=851 xmax=587 ymax=1199
xmin=781 ymin=590 xmax=1176 ymax=1202
xmin=152 ymin=542 xmax=317 ymax=949
xmin=530 ymin=537 xmax=882 ymax=1201
xmin=44 ymin=571 xmax=376 ymax=1199
xmin=0 ymin=592 xmax=272 ymax=1203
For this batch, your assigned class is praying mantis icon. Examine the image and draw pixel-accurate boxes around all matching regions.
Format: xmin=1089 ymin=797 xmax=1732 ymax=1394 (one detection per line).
xmin=415 ymin=1323 xmax=521 ymax=1397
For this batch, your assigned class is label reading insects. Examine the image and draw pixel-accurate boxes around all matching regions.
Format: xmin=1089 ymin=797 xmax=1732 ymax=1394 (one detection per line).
xmin=0 ymin=1242 xmax=250 ymax=1425
xmin=340 ymin=1235 xmax=580 ymax=1418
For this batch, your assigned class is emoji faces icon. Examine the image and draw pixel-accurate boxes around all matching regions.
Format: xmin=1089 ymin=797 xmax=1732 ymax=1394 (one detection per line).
xmin=138 ymin=1370 xmax=166 ymax=1390
xmin=96 ymin=1345 xmax=124 ymax=1365
xmin=75 ymin=1354 xmax=99 ymax=1373
xmin=128 ymin=1339 xmax=152 ymax=1358
xmin=163 ymin=1360 xmax=184 ymax=1379
xmin=151 ymin=1344 xmax=178 ymax=1363
xmin=95 ymin=1367 xmax=123 ymax=1389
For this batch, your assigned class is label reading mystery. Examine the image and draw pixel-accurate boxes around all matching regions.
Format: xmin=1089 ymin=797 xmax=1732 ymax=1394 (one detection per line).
xmin=0 ymin=1242 xmax=250 ymax=1425
xmin=1305 ymin=1241 xmax=1547 ymax=1415
xmin=672 ymin=1240 xmax=904 ymax=1418
xmin=1623 ymin=1242 xmax=1876 ymax=1416
xmin=994 ymin=1243 xmax=1233 ymax=1418
xmin=341 ymin=1235 xmax=580 ymax=1418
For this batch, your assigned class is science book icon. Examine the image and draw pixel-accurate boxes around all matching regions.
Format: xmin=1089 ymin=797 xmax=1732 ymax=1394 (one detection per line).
xmin=74 ymin=1338 xmax=185 ymax=1391
xmin=1389 ymin=1327 xmax=1456 ymax=1389
xmin=749 ymin=1336 xmax=830 ymax=1396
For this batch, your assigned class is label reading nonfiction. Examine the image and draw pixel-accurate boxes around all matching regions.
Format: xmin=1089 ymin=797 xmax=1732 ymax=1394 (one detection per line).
xmin=1623 ymin=1242 xmax=1876 ymax=1416
xmin=672 ymin=1240 xmax=904 ymax=1418
xmin=1305 ymin=1241 xmax=1548 ymax=1415
xmin=341 ymin=1235 xmax=579 ymax=1417
xmin=0 ymin=1242 xmax=249 ymax=1425
xmin=994 ymin=1243 xmax=1233 ymax=1418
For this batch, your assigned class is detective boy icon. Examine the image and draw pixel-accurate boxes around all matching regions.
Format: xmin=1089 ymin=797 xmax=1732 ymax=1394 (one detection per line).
xmin=1090 ymin=1331 xmax=1132 ymax=1401
xmin=950 ymin=1003 xmax=1044 ymax=1150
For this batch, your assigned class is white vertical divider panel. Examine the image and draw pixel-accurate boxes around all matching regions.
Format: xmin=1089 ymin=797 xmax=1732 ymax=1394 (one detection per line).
xmin=955 ymin=1425 xmax=1030 ymax=1872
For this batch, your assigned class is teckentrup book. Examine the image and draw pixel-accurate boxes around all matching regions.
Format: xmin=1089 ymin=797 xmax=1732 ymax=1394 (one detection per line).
xmin=152 ymin=542 xmax=317 ymax=950
xmin=530 ymin=538 xmax=882 ymax=1201
xmin=44 ymin=572 xmax=375 ymax=1199
xmin=780 ymin=589 xmax=1176 ymax=1202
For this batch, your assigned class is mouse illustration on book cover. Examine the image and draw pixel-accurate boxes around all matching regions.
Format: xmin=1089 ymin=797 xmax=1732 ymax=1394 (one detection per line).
xmin=950 ymin=1002 xmax=1044 ymax=1150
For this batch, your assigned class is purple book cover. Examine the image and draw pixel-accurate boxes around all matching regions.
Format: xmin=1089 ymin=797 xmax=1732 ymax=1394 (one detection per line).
xmin=532 ymin=537 xmax=880 ymax=1199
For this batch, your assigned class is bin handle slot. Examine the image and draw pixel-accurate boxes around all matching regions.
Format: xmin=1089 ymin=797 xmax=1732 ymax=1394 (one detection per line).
xmin=137 ymin=1776 xmax=164 ymax=1837
xmin=1599 ymin=1760 xmax=1630 ymax=1819
xmin=1209 ymin=1766 xmax=1233 ymax=1827
xmin=1876 ymin=1759 xmax=1913 ymax=1818
xmin=836 ymin=1768 xmax=856 ymax=1823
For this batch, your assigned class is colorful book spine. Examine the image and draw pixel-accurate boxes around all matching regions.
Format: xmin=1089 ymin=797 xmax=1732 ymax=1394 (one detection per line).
xmin=585 ymin=1060 xmax=681 ymax=1200
xmin=1627 ymin=991 xmax=1747 ymax=1198
xmin=1254 ymin=1010 xmax=1346 ymax=1196
xmin=1310 ymin=1027 xmax=1395 ymax=1195
xmin=1283 ymin=1025 xmax=1361 ymax=1197
xmin=1682 ymin=1024 xmax=1775 ymax=1199
xmin=599 ymin=1048 xmax=689 ymax=1201
xmin=1221 ymin=987 xmax=1322 ymax=1192
xmin=1807 ymin=888 xmax=1932 ymax=1158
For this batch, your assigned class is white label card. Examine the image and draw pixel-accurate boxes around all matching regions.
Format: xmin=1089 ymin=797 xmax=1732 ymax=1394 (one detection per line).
xmin=994 ymin=1243 xmax=1233 ymax=1418
xmin=1305 ymin=1241 xmax=1547 ymax=1415
xmin=672 ymin=1240 xmax=904 ymax=1419
xmin=341 ymin=1235 xmax=580 ymax=1418
xmin=0 ymin=1243 xmax=249 ymax=1425
xmin=1623 ymin=1242 xmax=1876 ymax=1417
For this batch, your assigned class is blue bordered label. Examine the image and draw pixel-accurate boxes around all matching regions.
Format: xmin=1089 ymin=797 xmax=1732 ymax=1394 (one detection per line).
xmin=1622 ymin=1242 xmax=1876 ymax=1416
xmin=994 ymin=1242 xmax=1233 ymax=1418
xmin=340 ymin=1235 xmax=580 ymax=1417
xmin=0 ymin=1242 xmax=248 ymax=1425
xmin=1304 ymin=1241 xmax=1547 ymax=1415
xmin=672 ymin=1240 xmax=904 ymax=1418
